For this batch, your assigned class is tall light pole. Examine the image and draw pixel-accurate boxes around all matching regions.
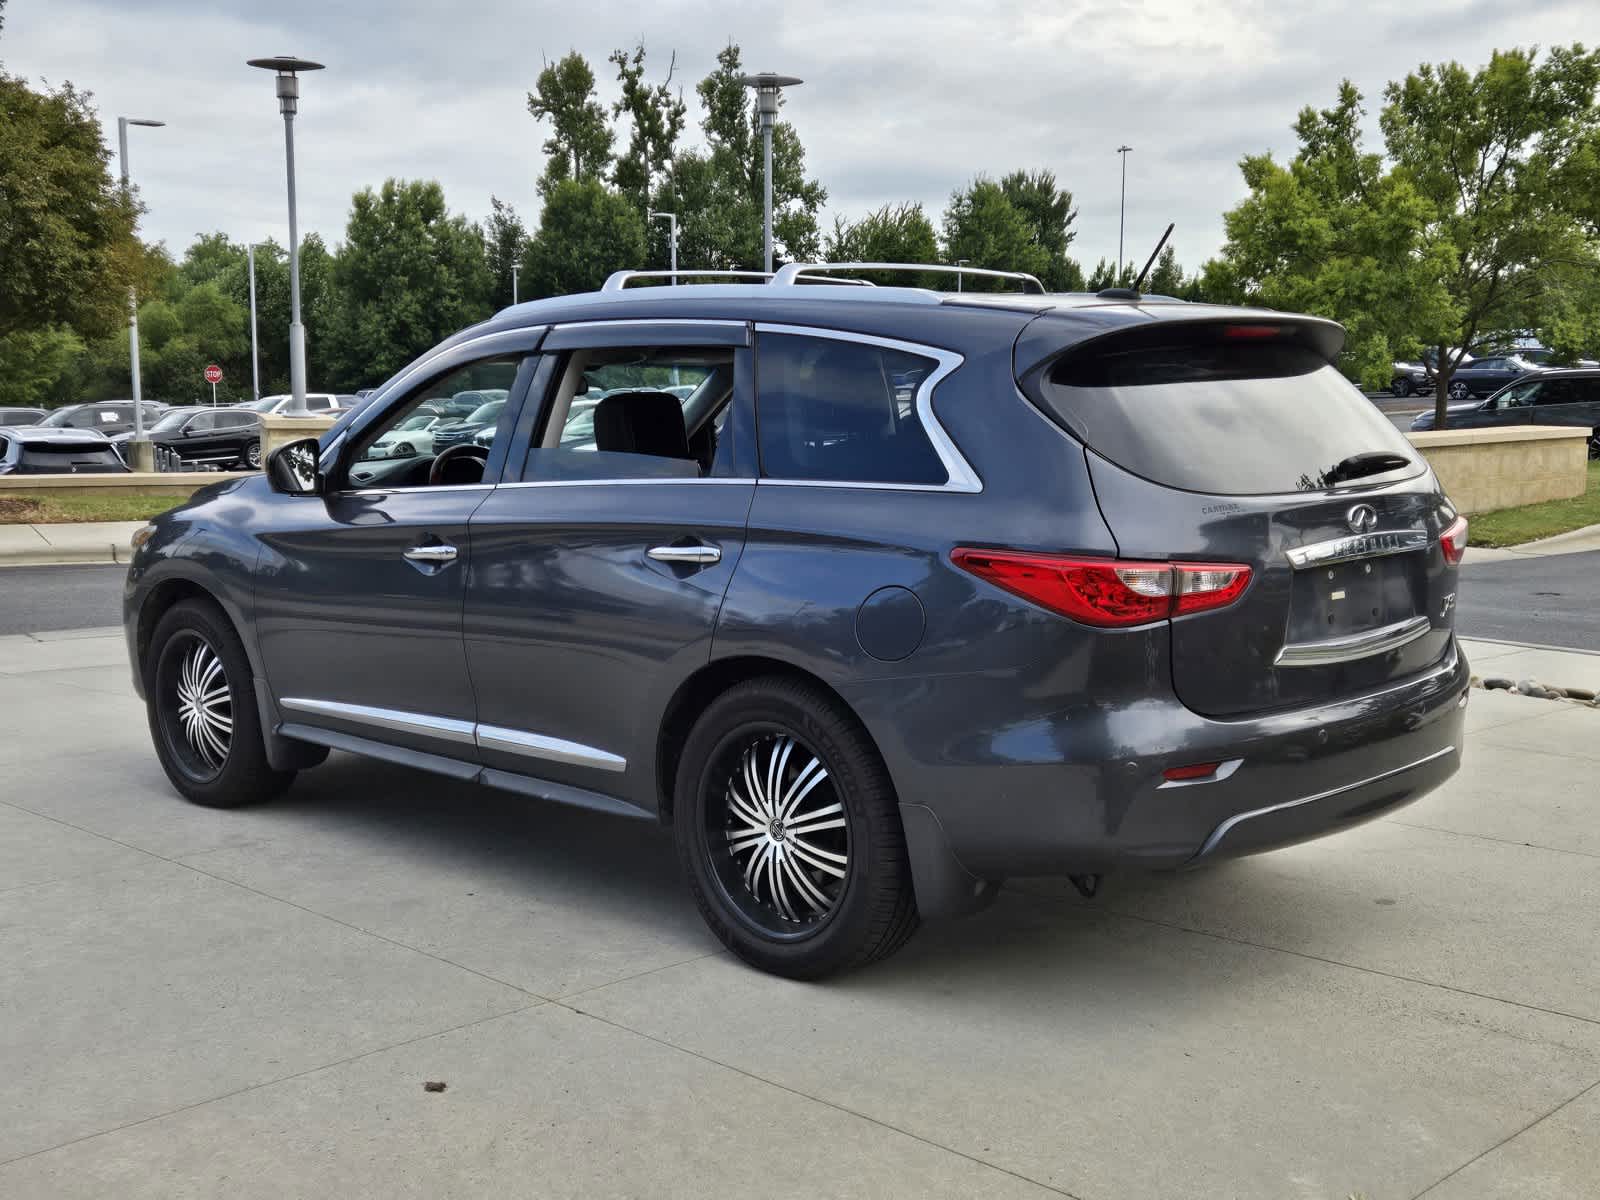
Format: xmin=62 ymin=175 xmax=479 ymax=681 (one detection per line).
xmin=648 ymin=210 xmax=678 ymax=284
xmin=1116 ymin=144 xmax=1133 ymax=283
xmin=246 ymin=242 xmax=268 ymax=401
xmin=117 ymin=116 xmax=164 ymax=457
xmin=510 ymin=263 xmax=520 ymax=306
xmin=247 ymin=56 xmax=324 ymax=409
xmin=739 ymin=73 xmax=802 ymax=274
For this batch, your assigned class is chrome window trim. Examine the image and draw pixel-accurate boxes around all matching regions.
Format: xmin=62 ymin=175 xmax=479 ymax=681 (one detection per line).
xmin=496 ymin=477 xmax=756 ymax=490
xmin=1274 ymin=614 xmax=1433 ymax=668
xmin=328 ymin=482 xmax=496 ymax=498
xmin=547 ymin=318 xmax=748 ymax=333
xmin=752 ymin=322 xmax=983 ymax=494
xmin=1285 ymin=529 xmax=1431 ymax=569
xmin=475 ymin=724 xmax=626 ymax=772
xmin=1195 ymin=745 xmax=1457 ymax=858
xmin=278 ymin=698 xmax=477 ymax=745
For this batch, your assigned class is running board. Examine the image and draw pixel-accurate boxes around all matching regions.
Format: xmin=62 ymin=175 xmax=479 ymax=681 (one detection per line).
xmin=276 ymin=722 xmax=653 ymax=820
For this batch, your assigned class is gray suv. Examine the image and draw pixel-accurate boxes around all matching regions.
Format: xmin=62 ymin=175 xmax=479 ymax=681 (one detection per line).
xmin=124 ymin=265 xmax=1470 ymax=977
xmin=1411 ymin=368 xmax=1600 ymax=457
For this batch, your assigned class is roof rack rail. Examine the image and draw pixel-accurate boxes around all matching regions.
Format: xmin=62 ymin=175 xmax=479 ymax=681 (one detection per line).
xmin=602 ymin=269 xmax=772 ymax=292
xmin=771 ymin=262 xmax=1047 ymax=294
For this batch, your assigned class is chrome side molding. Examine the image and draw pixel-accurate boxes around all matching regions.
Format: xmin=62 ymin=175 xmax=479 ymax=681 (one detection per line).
xmin=277 ymin=698 xmax=626 ymax=772
xmin=1275 ymin=615 xmax=1433 ymax=668
xmin=1286 ymin=529 xmax=1430 ymax=569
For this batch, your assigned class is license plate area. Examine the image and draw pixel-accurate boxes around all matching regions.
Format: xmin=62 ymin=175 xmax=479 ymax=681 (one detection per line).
xmin=1288 ymin=553 xmax=1423 ymax=643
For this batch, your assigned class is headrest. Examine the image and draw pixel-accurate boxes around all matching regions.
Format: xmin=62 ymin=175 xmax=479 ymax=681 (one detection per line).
xmin=593 ymin=390 xmax=690 ymax=460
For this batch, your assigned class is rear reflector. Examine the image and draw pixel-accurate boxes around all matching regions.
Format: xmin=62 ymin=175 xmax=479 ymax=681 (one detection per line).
xmin=1163 ymin=761 xmax=1222 ymax=782
xmin=951 ymin=549 xmax=1252 ymax=628
xmin=1439 ymin=515 xmax=1468 ymax=566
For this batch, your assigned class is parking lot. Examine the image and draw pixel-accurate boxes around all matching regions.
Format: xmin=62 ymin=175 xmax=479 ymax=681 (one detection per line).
xmin=0 ymin=626 xmax=1595 ymax=1198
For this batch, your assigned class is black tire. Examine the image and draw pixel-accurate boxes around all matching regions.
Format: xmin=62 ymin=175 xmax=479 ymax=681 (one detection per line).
xmin=1448 ymin=381 xmax=1471 ymax=402
xmin=1589 ymin=430 xmax=1599 ymax=461
xmin=673 ymin=676 xmax=919 ymax=978
xmin=144 ymin=598 xmax=295 ymax=807
xmin=241 ymin=440 xmax=262 ymax=470
xmin=1391 ymin=378 xmax=1413 ymax=398
xmin=395 ymin=442 xmax=415 ymax=457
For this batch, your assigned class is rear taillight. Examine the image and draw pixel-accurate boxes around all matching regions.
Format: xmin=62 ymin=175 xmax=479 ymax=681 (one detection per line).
xmin=1439 ymin=515 xmax=1468 ymax=565
xmin=952 ymin=549 xmax=1252 ymax=628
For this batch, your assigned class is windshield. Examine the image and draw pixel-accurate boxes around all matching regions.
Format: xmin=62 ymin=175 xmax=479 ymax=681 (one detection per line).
xmin=398 ymin=414 xmax=435 ymax=431
xmin=464 ymin=400 xmax=504 ymax=425
xmin=149 ymin=410 xmax=197 ymax=433
xmin=36 ymin=408 xmax=75 ymax=428
xmin=237 ymin=399 xmax=281 ymax=411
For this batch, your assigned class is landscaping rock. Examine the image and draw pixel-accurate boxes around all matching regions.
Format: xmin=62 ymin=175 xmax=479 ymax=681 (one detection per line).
xmin=1562 ymin=685 xmax=1597 ymax=702
xmin=1481 ymin=677 xmax=1513 ymax=690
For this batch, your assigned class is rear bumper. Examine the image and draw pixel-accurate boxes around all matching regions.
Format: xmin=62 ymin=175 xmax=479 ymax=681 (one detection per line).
xmin=852 ymin=640 xmax=1469 ymax=911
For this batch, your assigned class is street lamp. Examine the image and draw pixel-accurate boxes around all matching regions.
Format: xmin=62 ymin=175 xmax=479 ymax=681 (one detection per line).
xmin=510 ymin=263 xmax=520 ymax=306
xmin=648 ymin=210 xmax=678 ymax=284
xmin=247 ymin=55 xmax=325 ymax=409
xmin=738 ymin=73 xmax=802 ymax=274
xmin=117 ymin=116 xmax=164 ymax=457
xmin=1116 ymin=145 xmax=1133 ymax=283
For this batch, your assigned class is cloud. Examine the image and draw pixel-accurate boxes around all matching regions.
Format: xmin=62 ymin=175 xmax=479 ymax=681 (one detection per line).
xmin=4 ymin=0 xmax=1594 ymax=274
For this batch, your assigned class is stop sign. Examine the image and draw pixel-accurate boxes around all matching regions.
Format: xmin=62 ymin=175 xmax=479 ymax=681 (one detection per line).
xmin=203 ymin=363 xmax=223 ymax=384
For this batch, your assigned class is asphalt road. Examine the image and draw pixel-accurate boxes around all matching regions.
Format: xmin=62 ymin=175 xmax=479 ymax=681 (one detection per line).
xmin=0 ymin=564 xmax=125 ymax=635
xmin=3 ymin=553 xmax=1597 ymax=649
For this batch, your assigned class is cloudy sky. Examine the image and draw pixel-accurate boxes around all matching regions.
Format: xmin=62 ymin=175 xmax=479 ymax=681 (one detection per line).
xmin=4 ymin=0 xmax=1594 ymax=275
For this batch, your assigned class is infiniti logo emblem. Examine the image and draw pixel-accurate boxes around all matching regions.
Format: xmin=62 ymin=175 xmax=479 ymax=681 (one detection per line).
xmin=1346 ymin=503 xmax=1378 ymax=534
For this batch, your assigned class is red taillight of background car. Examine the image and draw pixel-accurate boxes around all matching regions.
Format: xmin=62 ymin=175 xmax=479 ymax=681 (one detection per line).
xmin=951 ymin=549 xmax=1253 ymax=628
xmin=1439 ymin=515 xmax=1468 ymax=566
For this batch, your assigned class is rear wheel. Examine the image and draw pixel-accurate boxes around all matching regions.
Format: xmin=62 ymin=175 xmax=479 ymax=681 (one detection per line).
xmin=145 ymin=599 xmax=294 ymax=807
xmin=1589 ymin=430 xmax=1599 ymax=461
xmin=1448 ymin=380 xmax=1471 ymax=402
xmin=1391 ymin=378 xmax=1413 ymax=398
xmin=674 ymin=677 xmax=919 ymax=978
xmin=241 ymin=440 xmax=262 ymax=470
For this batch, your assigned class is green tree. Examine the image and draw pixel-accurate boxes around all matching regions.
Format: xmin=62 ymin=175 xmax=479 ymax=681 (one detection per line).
xmin=660 ymin=43 xmax=827 ymax=270
xmin=823 ymin=202 xmax=940 ymax=285
xmin=1380 ymin=45 xmax=1600 ymax=424
xmin=527 ymin=52 xmax=614 ymax=194
xmin=1208 ymin=81 xmax=1453 ymax=391
xmin=999 ymin=169 xmax=1083 ymax=290
xmin=323 ymin=179 xmax=493 ymax=388
xmin=0 ymin=328 xmax=84 ymax=407
xmin=610 ymin=44 xmax=687 ymax=216
xmin=0 ymin=71 xmax=140 ymax=340
xmin=941 ymin=177 xmax=1051 ymax=290
xmin=483 ymin=196 xmax=529 ymax=310
xmin=521 ymin=178 xmax=646 ymax=298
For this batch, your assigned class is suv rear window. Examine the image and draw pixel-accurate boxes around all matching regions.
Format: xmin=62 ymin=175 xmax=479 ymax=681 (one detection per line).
xmin=1034 ymin=325 xmax=1424 ymax=494
xmin=756 ymin=332 xmax=945 ymax=486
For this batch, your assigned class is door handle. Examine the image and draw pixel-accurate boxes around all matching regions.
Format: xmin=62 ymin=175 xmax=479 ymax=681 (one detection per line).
xmin=404 ymin=543 xmax=458 ymax=564
xmin=647 ymin=545 xmax=721 ymax=565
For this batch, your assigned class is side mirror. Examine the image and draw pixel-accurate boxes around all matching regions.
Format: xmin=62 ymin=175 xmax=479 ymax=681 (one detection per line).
xmin=266 ymin=437 xmax=324 ymax=495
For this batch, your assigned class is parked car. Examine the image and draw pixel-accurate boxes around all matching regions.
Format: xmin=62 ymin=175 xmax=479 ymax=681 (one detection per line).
xmin=363 ymin=412 xmax=443 ymax=459
xmin=1411 ymin=369 xmax=1600 ymax=457
xmin=30 ymin=401 xmax=167 ymax=436
xmin=1436 ymin=354 xmax=1540 ymax=401
xmin=125 ymin=265 xmax=1468 ymax=978
xmin=0 ymin=407 xmax=47 ymax=426
xmin=427 ymin=396 xmax=507 ymax=452
xmin=141 ymin=406 xmax=264 ymax=470
xmin=234 ymin=393 xmax=341 ymax=416
xmin=0 ymin=426 xmax=130 ymax=475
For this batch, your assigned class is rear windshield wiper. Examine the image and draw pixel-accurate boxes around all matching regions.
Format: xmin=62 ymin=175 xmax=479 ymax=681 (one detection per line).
xmin=1321 ymin=451 xmax=1412 ymax=487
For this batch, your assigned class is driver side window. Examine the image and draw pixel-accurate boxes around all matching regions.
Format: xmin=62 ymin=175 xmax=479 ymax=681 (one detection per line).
xmin=346 ymin=357 xmax=520 ymax=489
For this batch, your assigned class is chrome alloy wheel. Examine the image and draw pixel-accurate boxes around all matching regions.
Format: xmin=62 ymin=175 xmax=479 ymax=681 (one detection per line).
xmin=712 ymin=733 xmax=849 ymax=933
xmin=160 ymin=634 xmax=232 ymax=778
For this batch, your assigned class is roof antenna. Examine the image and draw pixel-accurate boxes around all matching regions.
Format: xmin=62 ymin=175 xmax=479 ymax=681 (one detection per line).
xmin=1095 ymin=223 xmax=1174 ymax=301
xmin=1132 ymin=223 xmax=1175 ymax=292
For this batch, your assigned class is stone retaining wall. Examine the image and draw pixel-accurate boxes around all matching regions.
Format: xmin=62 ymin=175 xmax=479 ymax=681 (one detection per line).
xmin=1405 ymin=425 xmax=1588 ymax=515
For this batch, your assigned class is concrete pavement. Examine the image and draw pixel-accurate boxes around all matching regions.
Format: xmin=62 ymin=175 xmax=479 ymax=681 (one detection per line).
xmin=2 ymin=628 xmax=1599 ymax=1198
xmin=0 ymin=521 xmax=146 ymax=566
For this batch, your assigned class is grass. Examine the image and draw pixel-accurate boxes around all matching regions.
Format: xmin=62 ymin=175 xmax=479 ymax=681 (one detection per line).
xmin=0 ymin=491 xmax=196 ymax=525
xmin=1468 ymin=460 xmax=1600 ymax=547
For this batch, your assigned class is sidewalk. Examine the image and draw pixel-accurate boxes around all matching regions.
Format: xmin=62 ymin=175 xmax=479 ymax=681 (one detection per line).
xmin=0 ymin=521 xmax=146 ymax=566
xmin=1465 ymin=521 xmax=1600 ymax=563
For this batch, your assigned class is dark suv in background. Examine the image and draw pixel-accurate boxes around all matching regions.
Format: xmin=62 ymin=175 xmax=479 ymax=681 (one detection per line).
xmin=124 ymin=265 xmax=1469 ymax=978
xmin=1411 ymin=369 xmax=1600 ymax=456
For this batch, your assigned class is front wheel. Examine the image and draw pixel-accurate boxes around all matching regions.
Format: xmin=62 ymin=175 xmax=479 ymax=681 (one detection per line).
xmin=674 ymin=677 xmax=919 ymax=978
xmin=145 ymin=598 xmax=295 ymax=807
xmin=1590 ymin=430 xmax=1599 ymax=461
xmin=1391 ymin=378 xmax=1413 ymax=398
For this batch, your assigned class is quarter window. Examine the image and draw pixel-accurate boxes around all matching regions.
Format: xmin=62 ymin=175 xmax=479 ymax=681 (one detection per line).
xmin=755 ymin=332 xmax=946 ymax=485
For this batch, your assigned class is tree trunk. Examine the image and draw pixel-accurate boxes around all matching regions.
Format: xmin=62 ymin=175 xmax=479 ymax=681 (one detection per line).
xmin=1433 ymin=344 xmax=1451 ymax=431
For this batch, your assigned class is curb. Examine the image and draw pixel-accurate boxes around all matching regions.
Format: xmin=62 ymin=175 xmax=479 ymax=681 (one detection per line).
xmin=1467 ymin=520 xmax=1600 ymax=563
xmin=0 ymin=544 xmax=127 ymax=567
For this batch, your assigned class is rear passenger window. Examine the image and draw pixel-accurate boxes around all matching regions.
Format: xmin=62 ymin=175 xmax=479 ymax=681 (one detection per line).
xmin=756 ymin=332 xmax=946 ymax=485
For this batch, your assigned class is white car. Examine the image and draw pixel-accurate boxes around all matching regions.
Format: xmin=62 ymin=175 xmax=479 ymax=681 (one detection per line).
xmin=365 ymin=413 xmax=443 ymax=459
xmin=235 ymin=393 xmax=342 ymax=417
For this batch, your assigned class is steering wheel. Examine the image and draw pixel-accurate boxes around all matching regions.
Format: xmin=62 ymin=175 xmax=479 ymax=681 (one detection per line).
xmin=428 ymin=443 xmax=490 ymax=487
